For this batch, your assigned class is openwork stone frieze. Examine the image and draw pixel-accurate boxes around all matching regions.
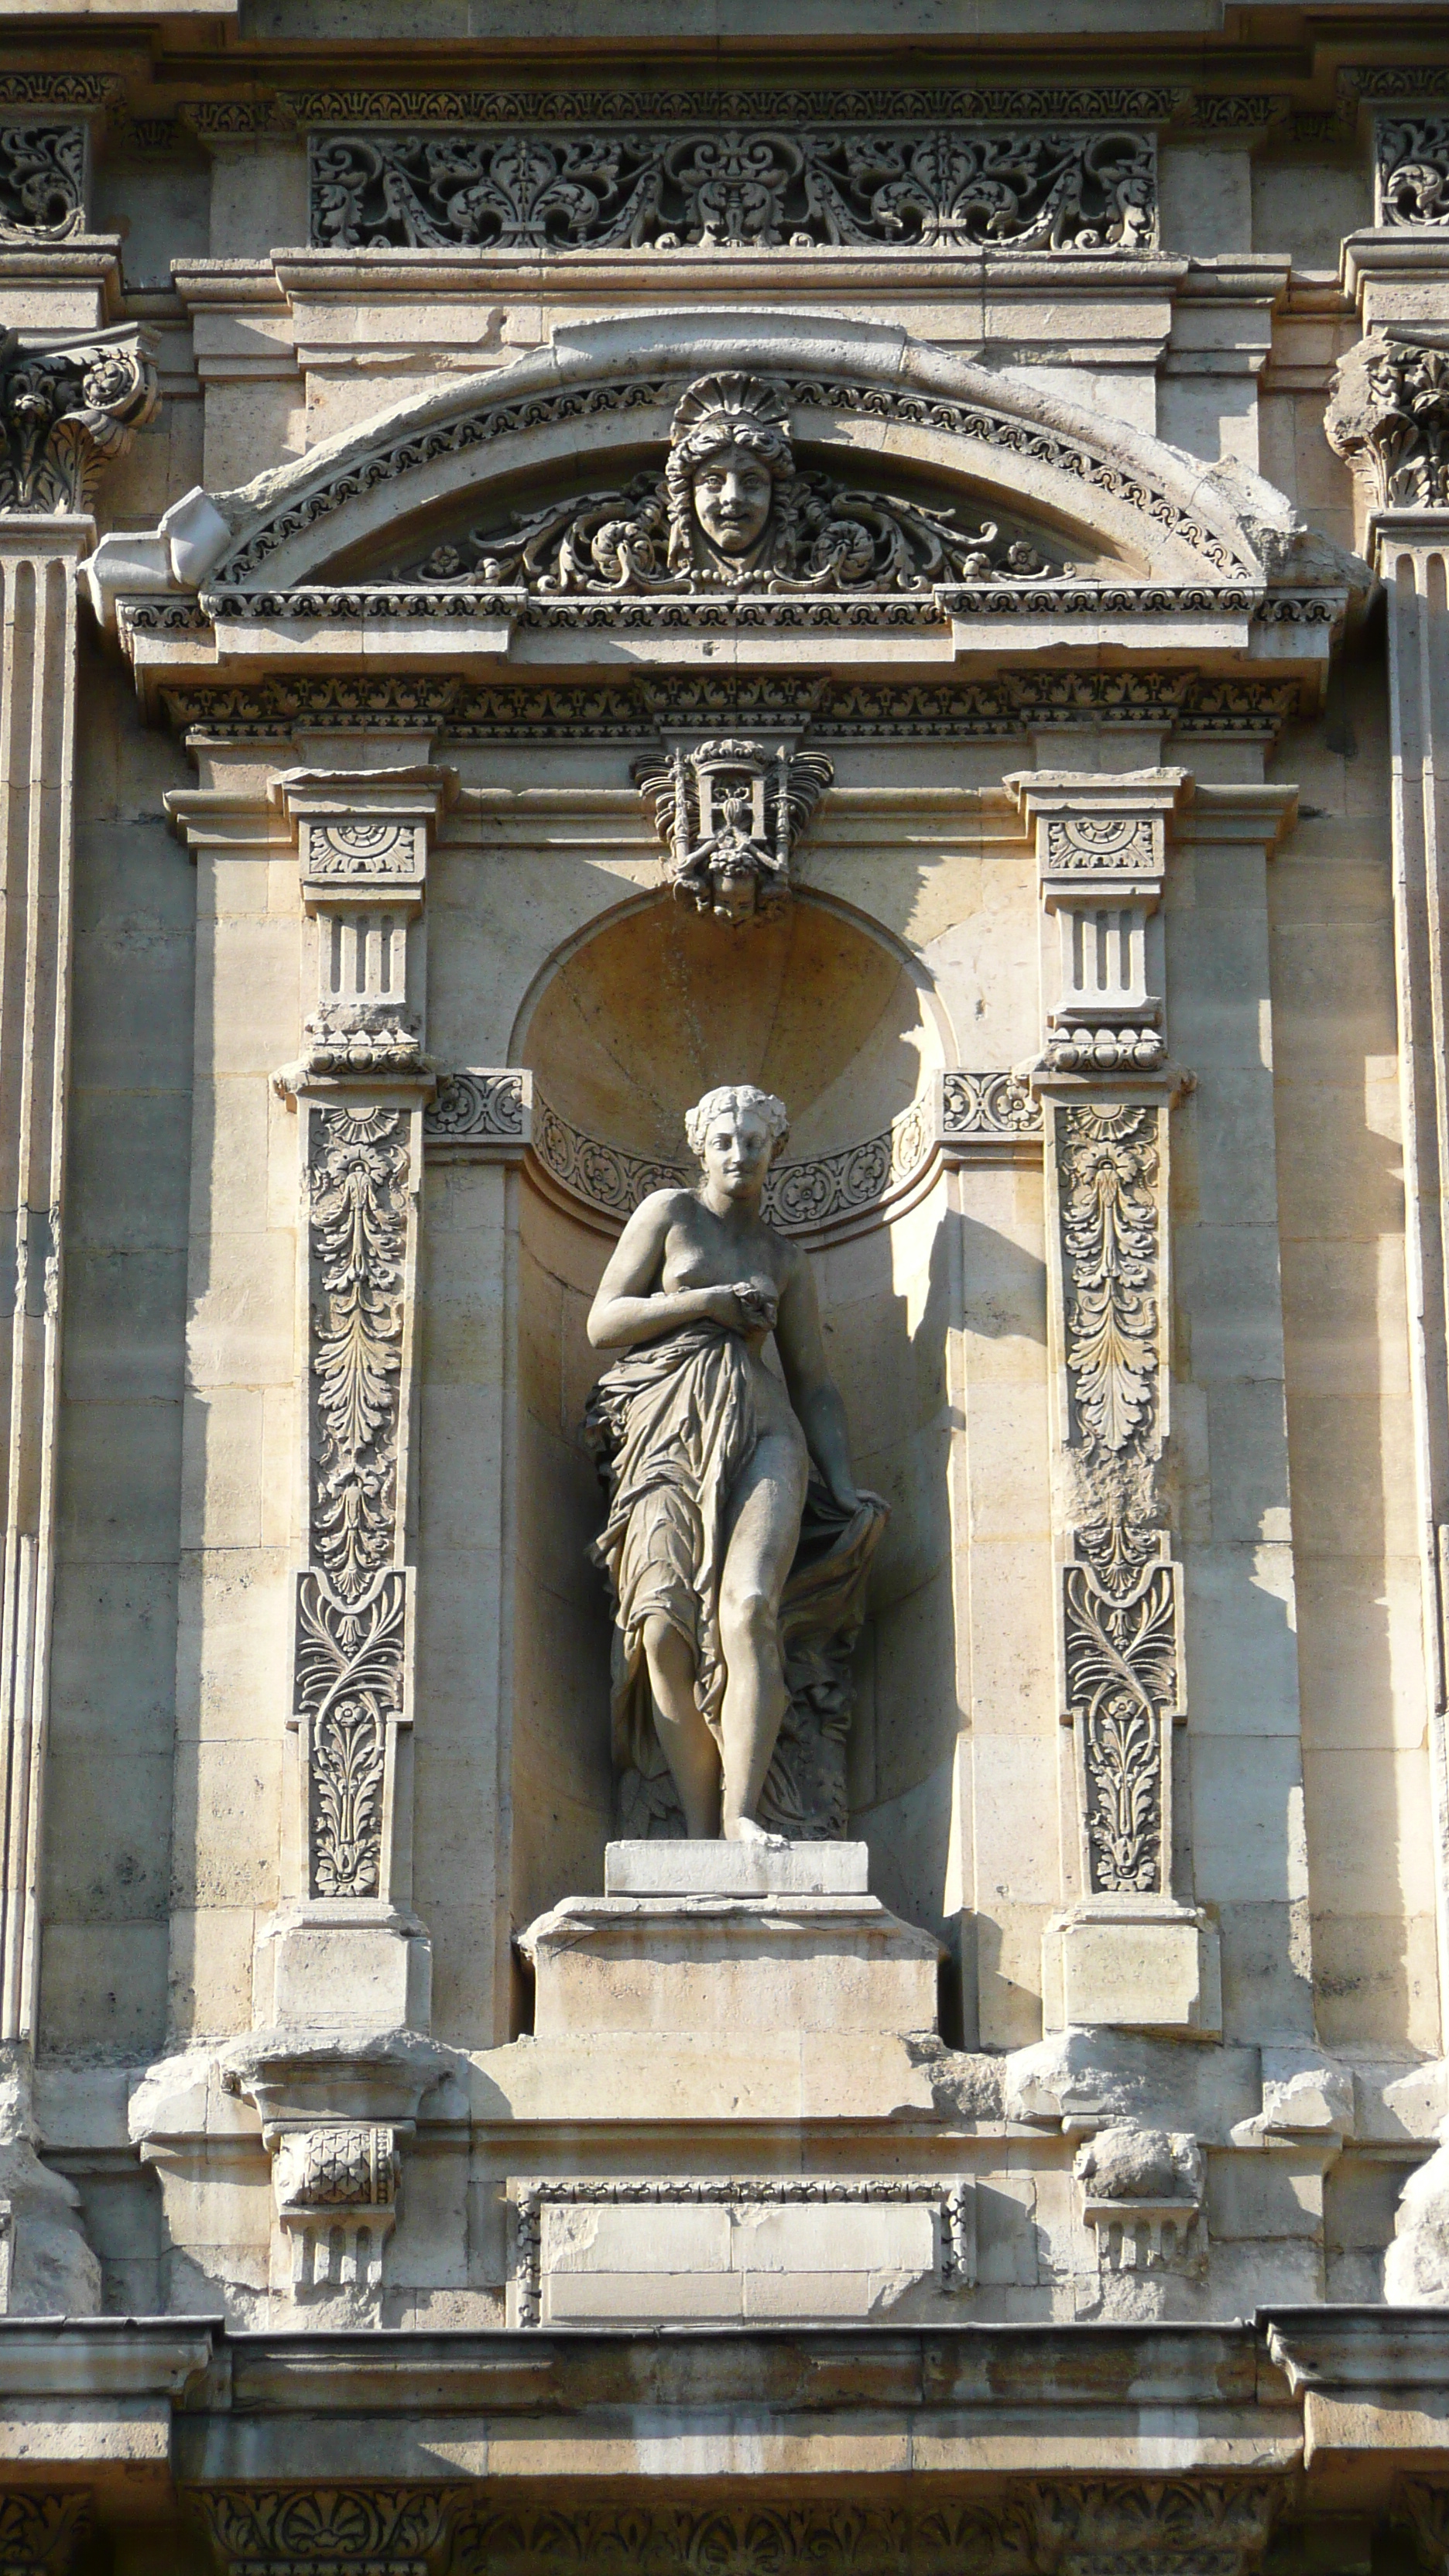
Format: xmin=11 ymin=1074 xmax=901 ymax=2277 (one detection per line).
xmin=0 ymin=325 xmax=159 ymax=514
xmin=0 ymin=125 xmax=87 ymax=242
xmin=1376 ymin=113 xmax=1449 ymax=226
xmin=310 ymin=122 xmax=1156 ymax=252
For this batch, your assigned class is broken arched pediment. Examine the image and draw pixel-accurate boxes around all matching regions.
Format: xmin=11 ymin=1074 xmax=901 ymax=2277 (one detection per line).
xmin=189 ymin=310 xmax=1319 ymax=605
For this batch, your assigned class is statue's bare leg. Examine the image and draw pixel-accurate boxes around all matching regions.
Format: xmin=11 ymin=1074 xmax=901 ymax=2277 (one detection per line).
xmin=642 ymin=1612 xmax=720 ymax=1838
xmin=718 ymin=1428 xmax=809 ymax=1842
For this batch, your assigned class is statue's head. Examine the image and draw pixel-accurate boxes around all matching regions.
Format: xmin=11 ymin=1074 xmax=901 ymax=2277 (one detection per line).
xmin=684 ymin=1084 xmax=790 ymax=1195
xmin=666 ymin=375 xmax=796 ymax=572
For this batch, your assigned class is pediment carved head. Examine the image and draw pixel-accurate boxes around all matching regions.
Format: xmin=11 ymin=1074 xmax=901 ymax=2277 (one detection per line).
xmin=409 ymin=368 xmax=1060 ymax=596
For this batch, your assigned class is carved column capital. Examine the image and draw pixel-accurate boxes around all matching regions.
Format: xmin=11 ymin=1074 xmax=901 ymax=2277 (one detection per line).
xmin=1327 ymin=331 xmax=1449 ymax=522
xmin=272 ymin=765 xmax=457 ymax=1092
xmin=0 ymin=324 xmax=159 ymax=515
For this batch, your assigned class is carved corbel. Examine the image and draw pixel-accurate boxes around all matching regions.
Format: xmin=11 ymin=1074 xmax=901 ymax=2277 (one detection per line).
xmin=633 ymin=731 xmax=833 ymax=927
xmin=1009 ymin=768 xmax=1218 ymax=2040
xmin=0 ymin=324 xmax=159 ymax=515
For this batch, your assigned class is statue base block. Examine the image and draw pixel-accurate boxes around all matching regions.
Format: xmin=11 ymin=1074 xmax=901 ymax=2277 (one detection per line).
xmin=604 ymin=1839 xmax=868 ymax=1896
xmin=519 ymin=1886 xmax=941 ymax=2042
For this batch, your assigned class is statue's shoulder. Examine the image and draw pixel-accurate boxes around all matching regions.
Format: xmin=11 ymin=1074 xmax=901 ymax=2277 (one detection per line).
xmin=632 ymin=1184 xmax=696 ymax=1226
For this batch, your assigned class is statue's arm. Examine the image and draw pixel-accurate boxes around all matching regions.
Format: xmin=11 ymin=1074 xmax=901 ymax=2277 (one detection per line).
xmin=775 ymin=1251 xmax=861 ymax=1512
xmin=586 ymin=1193 xmax=745 ymax=1351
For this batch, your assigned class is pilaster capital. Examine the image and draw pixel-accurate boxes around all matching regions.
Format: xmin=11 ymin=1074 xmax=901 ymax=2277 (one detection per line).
xmin=271 ymin=762 xmax=458 ymax=907
xmin=1005 ymin=765 xmax=1193 ymax=885
xmin=1009 ymin=769 xmax=1192 ymax=1082
xmin=0 ymin=321 xmax=158 ymax=516
xmin=1327 ymin=332 xmax=1449 ymax=527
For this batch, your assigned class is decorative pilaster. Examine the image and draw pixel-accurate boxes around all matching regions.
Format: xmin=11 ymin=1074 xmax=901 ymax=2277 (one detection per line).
xmin=229 ymin=765 xmax=456 ymax=2310
xmin=0 ymin=323 xmax=156 ymax=2314
xmin=1011 ymin=769 xmax=1220 ymax=2039
xmin=1328 ymin=338 xmax=1449 ymax=2050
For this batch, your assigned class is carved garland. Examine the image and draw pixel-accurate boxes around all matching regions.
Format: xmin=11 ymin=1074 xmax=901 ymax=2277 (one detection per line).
xmin=310 ymin=122 xmax=1156 ymax=255
xmin=209 ymin=372 xmax=1243 ymax=587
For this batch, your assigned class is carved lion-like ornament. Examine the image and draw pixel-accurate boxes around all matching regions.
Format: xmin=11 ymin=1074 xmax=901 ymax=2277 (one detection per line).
xmin=413 ymin=370 xmax=1057 ymax=594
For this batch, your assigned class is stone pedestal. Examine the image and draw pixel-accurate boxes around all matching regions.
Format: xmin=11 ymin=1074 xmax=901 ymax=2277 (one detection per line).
xmin=1043 ymin=1896 xmax=1222 ymax=2039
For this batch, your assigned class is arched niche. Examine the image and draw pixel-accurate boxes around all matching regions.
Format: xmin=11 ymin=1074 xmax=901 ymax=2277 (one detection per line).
xmin=507 ymin=889 xmax=964 ymax=1949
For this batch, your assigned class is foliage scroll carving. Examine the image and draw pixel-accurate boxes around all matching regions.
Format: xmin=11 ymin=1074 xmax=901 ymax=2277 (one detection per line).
xmin=310 ymin=122 xmax=1156 ymax=253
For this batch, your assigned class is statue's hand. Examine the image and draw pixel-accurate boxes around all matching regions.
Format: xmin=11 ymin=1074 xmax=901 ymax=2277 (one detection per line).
xmin=733 ymin=1275 xmax=779 ymax=1332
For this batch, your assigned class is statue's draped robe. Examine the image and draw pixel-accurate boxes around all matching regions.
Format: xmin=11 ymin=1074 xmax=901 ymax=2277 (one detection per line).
xmin=585 ymin=1321 xmax=886 ymax=1837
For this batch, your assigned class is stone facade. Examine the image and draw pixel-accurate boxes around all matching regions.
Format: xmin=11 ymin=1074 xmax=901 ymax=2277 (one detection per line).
xmin=2 ymin=0 xmax=1449 ymax=2568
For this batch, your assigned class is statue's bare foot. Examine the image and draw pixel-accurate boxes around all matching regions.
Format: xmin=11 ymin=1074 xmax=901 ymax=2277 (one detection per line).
xmin=724 ymin=1814 xmax=792 ymax=1849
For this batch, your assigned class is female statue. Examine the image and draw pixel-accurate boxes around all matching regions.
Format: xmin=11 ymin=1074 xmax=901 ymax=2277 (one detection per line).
xmin=585 ymin=1085 xmax=886 ymax=1845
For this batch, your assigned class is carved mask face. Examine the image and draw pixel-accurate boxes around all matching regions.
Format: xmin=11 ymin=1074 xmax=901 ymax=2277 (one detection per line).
xmin=701 ymin=1107 xmax=772 ymax=1191
xmin=691 ymin=441 xmax=774 ymax=557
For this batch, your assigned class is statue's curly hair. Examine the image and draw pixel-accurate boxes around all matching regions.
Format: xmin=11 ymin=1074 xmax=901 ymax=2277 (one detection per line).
xmin=684 ymin=1084 xmax=790 ymax=1163
xmin=665 ymin=372 xmax=801 ymax=574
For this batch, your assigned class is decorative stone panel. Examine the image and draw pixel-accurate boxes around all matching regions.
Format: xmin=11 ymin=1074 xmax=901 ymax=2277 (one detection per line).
xmin=309 ymin=119 xmax=1157 ymax=252
xmin=192 ymin=2487 xmax=465 ymax=2576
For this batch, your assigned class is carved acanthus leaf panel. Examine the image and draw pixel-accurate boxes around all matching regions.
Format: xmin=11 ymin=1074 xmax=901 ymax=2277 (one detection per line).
xmin=1327 ymin=334 xmax=1449 ymax=512
xmin=307 ymin=1106 xmax=409 ymax=1601
xmin=310 ymin=122 xmax=1156 ymax=252
xmin=192 ymin=2486 xmax=465 ymax=2576
xmin=0 ymin=2494 xmax=92 ymax=2576
xmin=0 ymin=326 xmax=159 ymax=512
xmin=0 ymin=125 xmax=86 ymax=241
xmin=1377 ymin=112 xmax=1449 ymax=225
xmin=1057 ymin=1105 xmax=1163 ymax=1458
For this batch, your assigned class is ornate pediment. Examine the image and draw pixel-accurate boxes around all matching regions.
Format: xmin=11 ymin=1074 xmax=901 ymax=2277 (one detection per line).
xmin=402 ymin=370 xmax=1058 ymax=597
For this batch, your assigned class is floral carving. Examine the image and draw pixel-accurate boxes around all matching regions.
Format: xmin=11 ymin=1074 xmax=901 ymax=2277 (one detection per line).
xmin=208 ymin=369 xmax=1238 ymax=590
xmin=0 ymin=125 xmax=86 ymax=242
xmin=1069 ymin=1550 xmax=1178 ymax=1893
xmin=0 ymin=324 xmax=159 ymax=512
xmin=310 ymin=122 xmax=1156 ymax=253
xmin=1058 ymin=1105 xmax=1161 ymax=1457
xmin=295 ymin=1571 xmax=406 ymax=1899
xmin=412 ymin=372 xmax=1054 ymax=598
xmin=0 ymin=2494 xmax=91 ymax=2576
xmin=307 ymin=1108 xmax=410 ymax=1601
xmin=427 ymin=1070 xmax=528 ymax=1145
xmin=304 ymin=819 xmax=418 ymax=875
xmin=941 ymin=1070 xmax=1043 ymax=1137
xmin=632 ymin=731 xmax=834 ymax=923
xmin=1044 ymin=816 xmax=1156 ymax=869
xmin=194 ymin=2486 xmax=464 ymax=2576
xmin=1377 ymin=113 xmax=1449 ymax=225
xmin=1327 ymin=334 xmax=1449 ymax=511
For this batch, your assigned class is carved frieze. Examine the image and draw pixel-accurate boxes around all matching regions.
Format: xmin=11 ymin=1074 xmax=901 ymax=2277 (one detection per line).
xmin=1376 ymin=112 xmax=1449 ymax=225
xmin=633 ymin=731 xmax=834 ymax=923
xmin=423 ymin=1074 xmax=1041 ymax=1235
xmin=192 ymin=2487 xmax=464 ymax=2576
xmin=1327 ymin=335 xmax=1449 ymax=512
xmin=310 ymin=121 xmax=1156 ymax=252
xmin=0 ymin=125 xmax=87 ymax=242
xmin=0 ymin=324 xmax=159 ymax=513
xmin=0 ymin=2495 xmax=92 ymax=2576
xmin=159 ymin=671 xmax=1300 ymax=745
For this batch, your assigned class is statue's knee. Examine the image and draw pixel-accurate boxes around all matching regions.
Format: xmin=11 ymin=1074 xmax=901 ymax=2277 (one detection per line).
xmin=643 ymin=1612 xmax=692 ymax=1678
xmin=720 ymin=1586 xmax=775 ymax=1653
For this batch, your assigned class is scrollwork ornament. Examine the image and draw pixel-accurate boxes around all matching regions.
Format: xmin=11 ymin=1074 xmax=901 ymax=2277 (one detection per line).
xmin=0 ymin=124 xmax=86 ymax=242
xmin=310 ymin=121 xmax=1156 ymax=254
xmin=1377 ymin=113 xmax=1449 ymax=227
xmin=632 ymin=731 xmax=834 ymax=924
xmin=1057 ymin=1104 xmax=1162 ymax=1458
